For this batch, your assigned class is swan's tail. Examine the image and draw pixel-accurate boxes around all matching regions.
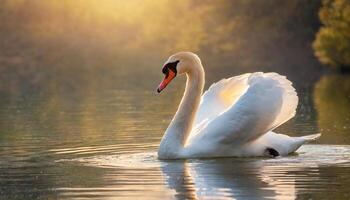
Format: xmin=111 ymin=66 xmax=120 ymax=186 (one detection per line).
xmin=302 ymin=133 xmax=321 ymax=142
xmin=286 ymin=133 xmax=321 ymax=155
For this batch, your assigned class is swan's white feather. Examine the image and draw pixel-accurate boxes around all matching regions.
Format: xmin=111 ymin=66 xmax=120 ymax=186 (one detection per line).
xmin=194 ymin=73 xmax=251 ymax=126
xmin=184 ymin=72 xmax=307 ymax=157
xmin=245 ymin=132 xmax=321 ymax=156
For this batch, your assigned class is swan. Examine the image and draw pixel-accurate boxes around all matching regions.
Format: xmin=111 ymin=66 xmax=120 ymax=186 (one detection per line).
xmin=156 ymin=52 xmax=320 ymax=159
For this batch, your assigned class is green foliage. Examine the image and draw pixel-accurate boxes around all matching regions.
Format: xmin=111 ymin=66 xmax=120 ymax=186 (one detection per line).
xmin=313 ymin=0 xmax=350 ymax=70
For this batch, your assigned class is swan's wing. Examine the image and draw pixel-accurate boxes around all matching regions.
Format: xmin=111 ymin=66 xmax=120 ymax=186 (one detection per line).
xmin=189 ymin=72 xmax=298 ymax=145
xmin=194 ymin=73 xmax=251 ymax=125
xmin=188 ymin=73 xmax=251 ymax=142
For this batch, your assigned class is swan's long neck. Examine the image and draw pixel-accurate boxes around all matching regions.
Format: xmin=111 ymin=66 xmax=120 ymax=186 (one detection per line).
xmin=158 ymin=63 xmax=204 ymax=158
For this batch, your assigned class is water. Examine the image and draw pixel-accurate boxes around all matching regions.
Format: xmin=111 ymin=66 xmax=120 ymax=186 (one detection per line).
xmin=0 ymin=73 xmax=350 ymax=199
xmin=1 ymin=1 xmax=350 ymax=199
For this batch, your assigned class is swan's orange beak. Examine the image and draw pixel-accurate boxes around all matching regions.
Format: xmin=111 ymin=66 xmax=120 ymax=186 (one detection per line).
xmin=157 ymin=70 xmax=176 ymax=93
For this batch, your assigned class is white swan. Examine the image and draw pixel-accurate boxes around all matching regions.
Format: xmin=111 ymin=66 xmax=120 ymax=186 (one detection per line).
xmin=156 ymin=52 xmax=320 ymax=159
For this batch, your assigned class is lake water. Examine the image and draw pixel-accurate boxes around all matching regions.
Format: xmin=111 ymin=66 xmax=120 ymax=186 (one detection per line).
xmin=1 ymin=1 xmax=350 ymax=199
xmin=0 ymin=71 xmax=349 ymax=199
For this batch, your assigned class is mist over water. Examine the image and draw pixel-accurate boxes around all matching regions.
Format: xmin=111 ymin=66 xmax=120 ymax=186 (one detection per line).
xmin=0 ymin=1 xmax=349 ymax=199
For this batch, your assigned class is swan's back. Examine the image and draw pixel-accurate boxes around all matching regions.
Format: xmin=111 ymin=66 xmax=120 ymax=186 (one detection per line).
xmin=185 ymin=72 xmax=308 ymax=157
xmin=194 ymin=72 xmax=297 ymax=128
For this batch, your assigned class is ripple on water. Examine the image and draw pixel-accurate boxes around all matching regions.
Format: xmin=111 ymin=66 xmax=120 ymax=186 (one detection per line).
xmin=52 ymin=145 xmax=350 ymax=200
xmin=73 ymin=152 xmax=161 ymax=168
xmin=57 ymin=145 xmax=350 ymax=169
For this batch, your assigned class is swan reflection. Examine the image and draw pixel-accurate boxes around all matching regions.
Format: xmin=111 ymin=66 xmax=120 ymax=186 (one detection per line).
xmin=161 ymin=159 xmax=297 ymax=200
xmin=67 ymin=145 xmax=350 ymax=199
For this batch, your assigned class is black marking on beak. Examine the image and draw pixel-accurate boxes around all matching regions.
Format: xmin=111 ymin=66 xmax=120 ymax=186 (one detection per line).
xmin=162 ymin=60 xmax=179 ymax=77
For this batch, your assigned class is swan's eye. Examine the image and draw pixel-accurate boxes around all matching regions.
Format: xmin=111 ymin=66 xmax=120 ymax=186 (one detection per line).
xmin=162 ymin=67 xmax=168 ymax=74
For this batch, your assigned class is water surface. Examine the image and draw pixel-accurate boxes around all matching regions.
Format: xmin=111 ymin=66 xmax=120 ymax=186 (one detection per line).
xmin=1 ymin=1 xmax=350 ymax=199
xmin=0 ymin=74 xmax=350 ymax=199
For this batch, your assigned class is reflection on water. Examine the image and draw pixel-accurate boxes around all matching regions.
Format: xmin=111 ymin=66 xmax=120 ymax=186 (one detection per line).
xmin=314 ymin=74 xmax=350 ymax=144
xmin=57 ymin=145 xmax=350 ymax=200
xmin=0 ymin=0 xmax=350 ymax=199
xmin=1 ymin=67 xmax=350 ymax=199
xmin=1 ymin=74 xmax=350 ymax=199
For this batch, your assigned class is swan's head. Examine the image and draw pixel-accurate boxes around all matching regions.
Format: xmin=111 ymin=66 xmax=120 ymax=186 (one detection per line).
xmin=157 ymin=52 xmax=201 ymax=93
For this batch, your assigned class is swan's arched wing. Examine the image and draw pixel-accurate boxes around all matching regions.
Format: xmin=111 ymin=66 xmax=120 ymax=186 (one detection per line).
xmin=188 ymin=72 xmax=298 ymax=145
xmin=194 ymin=73 xmax=251 ymax=125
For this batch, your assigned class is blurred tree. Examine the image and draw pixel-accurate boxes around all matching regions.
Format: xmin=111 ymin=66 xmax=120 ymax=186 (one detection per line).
xmin=313 ymin=0 xmax=350 ymax=71
xmin=0 ymin=0 xmax=322 ymax=95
